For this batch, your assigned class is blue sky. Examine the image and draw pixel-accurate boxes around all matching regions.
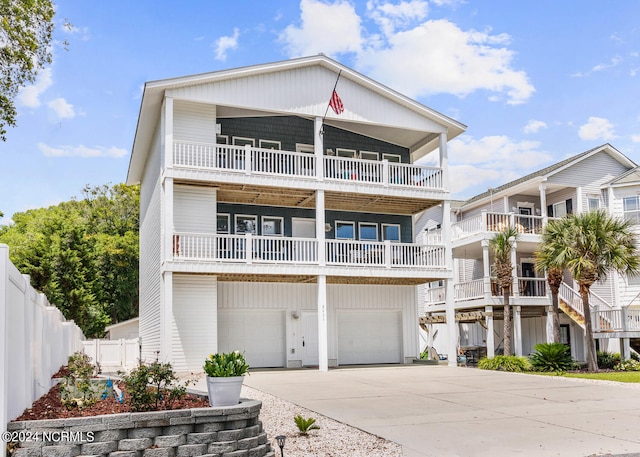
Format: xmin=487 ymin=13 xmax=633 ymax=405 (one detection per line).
xmin=2 ymin=0 xmax=640 ymax=223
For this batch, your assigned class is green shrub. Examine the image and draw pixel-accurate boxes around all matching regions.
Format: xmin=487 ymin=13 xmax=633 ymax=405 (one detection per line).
xmin=529 ymin=343 xmax=573 ymax=372
xmin=122 ymin=361 xmax=188 ymax=411
xmin=477 ymin=355 xmax=532 ymax=372
xmin=597 ymin=351 xmax=621 ymax=370
xmin=614 ymin=359 xmax=640 ymax=372
xmin=59 ymin=351 xmax=101 ymax=409
xmin=203 ymin=351 xmax=249 ymax=377
xmin=294 ymin=415 xmax=320 ymax=435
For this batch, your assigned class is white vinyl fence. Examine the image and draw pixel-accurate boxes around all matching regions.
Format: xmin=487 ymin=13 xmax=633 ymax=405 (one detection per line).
xmin=0 ymin=244 xmax=84 ymax=454
xmin=83 ymin=338 xmax=140 ymax=372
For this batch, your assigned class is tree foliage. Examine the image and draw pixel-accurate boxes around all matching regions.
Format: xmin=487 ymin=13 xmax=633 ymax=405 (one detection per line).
xmin=0 ymin=183 xmax=140 ymax=337
xmin=535 ymin=210 xmax=640 ymax=372
xmin=0 ymin=0 xmax=58 ymax=141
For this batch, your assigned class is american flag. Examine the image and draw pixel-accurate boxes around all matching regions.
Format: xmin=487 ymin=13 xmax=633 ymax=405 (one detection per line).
xmin=329 ymin=90 xmax=344 ymax=115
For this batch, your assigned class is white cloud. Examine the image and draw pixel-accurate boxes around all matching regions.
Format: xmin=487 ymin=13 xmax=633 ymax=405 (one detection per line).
xmin=16 ymin=68 xmax=53 ymax=108
xmin=523 ymin=120 xmax=547 ymax=134
xmin=446 ymin=135 xmax=553 ymax=197
xmin=631 ymin=134 xmax=640 ymax=143
xmin=38 ymin=143 xmax=127 ymax=158
xmin=578 ymin=116 xmax=617 ymax=141
xmin=214 ymin=28 xmax=240 ymax=62
xmin=279 ymin=1 xmax=534 ymax=104
xmin=572 ymin=56 xmax=623 ymax=77
xmin=279 ymin=0 xmax=364 ymax=57
xmin=366 ymin=0 xmax=429 ymax=37
xmin=47 ymin=98 xmax=75 ymax=119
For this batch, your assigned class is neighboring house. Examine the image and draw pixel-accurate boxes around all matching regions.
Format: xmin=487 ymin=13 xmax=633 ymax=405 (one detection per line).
xmin=126 ymin=55 xmax=465 ymax=371
xmin=419 ymin=144 xmax=640 ymax=362
xmin=104 ymin=317 xmax=140 ymax=340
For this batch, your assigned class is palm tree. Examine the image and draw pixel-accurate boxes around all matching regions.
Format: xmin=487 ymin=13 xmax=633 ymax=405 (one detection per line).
xmin=490 ymin=226 xmax=519 ymax=356
xmin=535 ymin=219 xmax=566 ymax=343
xmin=536 ymin=210 xmax=640 ymax=372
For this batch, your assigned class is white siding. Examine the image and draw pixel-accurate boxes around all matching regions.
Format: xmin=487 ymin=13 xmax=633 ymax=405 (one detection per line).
xmin=521 ymin=317 xmax=547 ymax=355
xmin=172 ymin=275 xmax=217 ymax=372
xmin=548 ymin=151 xmax=630 ymax=188
xmin=173 ymin=100 xmax=216 ymax=143
xmin=167 ymin=66 xmax=445 ymax=133
xmin=174 ymin=185 xmax=217 ymax=233
xmin=139 ymin=131 xmax=162 ymax=362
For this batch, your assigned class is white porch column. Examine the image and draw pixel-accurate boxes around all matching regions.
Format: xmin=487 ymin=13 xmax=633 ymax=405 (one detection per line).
xmin=576 ymin=186 xmax=583 ymax=214
xmin=546 ymin=305 xmax=555 ymax=343
xmin=621 ymin=338 xmax=631 ymax=361
xmin=317 ymin=274 xmax=328 ymax=372
xmin=438 ymin=132 xmax=449 ymax=190
xmin=513 ymin=305 xmax=523 ymax=356
xmin=445 ymin=278 xmax=457 ymax=366
xmin=485 ymin=305 xmax=495 ymax=358
xmin=482 ymin=240 xmax=491 ymax=300
xmin=316 ymin=190 xmax=326 ymax=266
xmin=315 ymin=117 xmax=324 ymax=181
xmin=511 ymin=241 xmax=519 ymax=297
xmin=539 ymin=181 xmax=547 ymax=226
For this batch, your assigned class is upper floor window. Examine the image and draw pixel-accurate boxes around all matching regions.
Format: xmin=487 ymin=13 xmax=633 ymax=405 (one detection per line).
xmin=262 ymin=216 xmax=284 ymax=236
xmin=623 ymin=196 xmax=640 ymax=223
xmin=233 ymin=137 xmax=255 ymax=147
xmin=359 ymin=151 xmax=379 ymax=160
xmin=359 ymin=222 xmax=378 ymax=241
xmin=259 ymin=139 xmax=281 ymax=150
xmin=628 ymin=273 xmax=640 ymax=286
xmin=336 ymin=221 xmax=355 ymax=239
xmin=382 ymin=223 xmax=401 ymax=242
xmin=588 ymin=197 xmax=600 ymax=211
xmin=382 ymin=153 xmax=401 ymax=163
xmin=336 ymin=148 xmax=356 ymax=158
xmin=548 ymin=199 xmax=573 ymax=218
xmin=217 ymin=214 xmax=230 ymax=234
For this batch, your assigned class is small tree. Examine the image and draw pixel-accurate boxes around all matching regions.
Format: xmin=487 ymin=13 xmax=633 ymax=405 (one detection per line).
xmin=489 ymin=226 xmax=519 ymax=356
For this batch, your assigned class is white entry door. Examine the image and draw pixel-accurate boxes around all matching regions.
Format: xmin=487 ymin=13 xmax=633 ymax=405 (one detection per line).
xmin=292 ymin=218 xmax=316 ymax=237
xmin=301 ymin=311 xmax=319 ymax=366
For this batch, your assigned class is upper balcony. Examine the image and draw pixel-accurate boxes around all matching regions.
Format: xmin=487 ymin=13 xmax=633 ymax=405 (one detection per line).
xmin=169 ymin=141 xmax=448 ymax=212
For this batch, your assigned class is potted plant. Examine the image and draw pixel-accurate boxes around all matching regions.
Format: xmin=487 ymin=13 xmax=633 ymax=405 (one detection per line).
xmin=203 ymin=351 xmax=249 ymax=406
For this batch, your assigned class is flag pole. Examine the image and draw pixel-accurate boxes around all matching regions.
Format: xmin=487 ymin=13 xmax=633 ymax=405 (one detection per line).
xmin=320 ymin=70 xmax=342 ymax=135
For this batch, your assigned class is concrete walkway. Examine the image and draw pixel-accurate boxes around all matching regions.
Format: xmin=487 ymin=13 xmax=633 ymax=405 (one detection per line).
xmin=237 ymin=365 xmax=640 ymax=457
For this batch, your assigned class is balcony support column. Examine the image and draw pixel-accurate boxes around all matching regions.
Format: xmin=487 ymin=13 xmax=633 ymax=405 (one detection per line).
xmin=511 ymin=241 xmax=519 ymax=297
xmin=546 ymin=305 xmax=555 ymax=343
xmin=445 ymin=278 xmax=457 ymax=367
xmin=315 ymin=117 xmax=324 ymax=181
xmin=539 ymin=181 xmax=547 ymax=226
xmin=513 ymin=305 xmax=523 ymax=356
xmin=438 ymin=132 xmax=449 ymax=192
xmin=317 ymin=274 xmax=328 ymax=372
xmin=316 ymin=190 xmax=326 ymax=266
xmin=485 ymin=305 xmax=495 ymax=358
xmin=482 ymin=240 xmax=491 ymax=300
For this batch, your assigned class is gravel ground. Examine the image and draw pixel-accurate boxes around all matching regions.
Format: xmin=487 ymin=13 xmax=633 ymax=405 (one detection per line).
xmin=241 ymin=385 xmax=403 ymax=457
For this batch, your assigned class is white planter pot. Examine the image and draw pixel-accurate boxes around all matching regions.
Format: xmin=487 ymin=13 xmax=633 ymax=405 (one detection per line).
xmin=206 ymin=375 xmax=244 ymax=407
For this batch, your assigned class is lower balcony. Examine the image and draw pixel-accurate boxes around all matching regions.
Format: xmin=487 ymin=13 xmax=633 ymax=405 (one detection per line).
xmin=171 ymin=232 xmax=446 ymax=272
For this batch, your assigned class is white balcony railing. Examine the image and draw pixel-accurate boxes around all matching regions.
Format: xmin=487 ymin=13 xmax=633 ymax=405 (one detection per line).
xmin=518 ymin=277 xmax=547 ymax=297
xmin=454 ymin=279 xmax=484 ymax=302
xmin=173 ymin=141 xmax=445 ymax=191
xmin=172 ymin=233 xmax=446 ymax=269
xmin=593 ymin=308 xmax=640 ymax=332
xmin=452 ymin=212 xmax=545 ymax=240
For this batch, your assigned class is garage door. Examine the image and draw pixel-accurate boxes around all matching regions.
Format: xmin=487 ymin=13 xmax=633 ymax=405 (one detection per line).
xmin=218 ymin=310 xmax=285 ymax=368
xmin=337 ymin=310 xmax=402 ymax=365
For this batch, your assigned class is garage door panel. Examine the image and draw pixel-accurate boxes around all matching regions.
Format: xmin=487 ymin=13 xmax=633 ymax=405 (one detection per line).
xmin=338 ymin=310 xmax=402 ymax=365
xmin=218 ymin=310 xmax=285 ymax=368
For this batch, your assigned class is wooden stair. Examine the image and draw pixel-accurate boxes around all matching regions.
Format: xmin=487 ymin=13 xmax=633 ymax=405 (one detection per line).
xmin=559 ymin=298 xmax=585 ymax=327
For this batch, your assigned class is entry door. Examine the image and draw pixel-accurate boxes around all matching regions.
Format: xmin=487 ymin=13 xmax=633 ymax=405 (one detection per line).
xmin=292 ymin=218 xmax=317 ymax=262
xmin=301 ymin=311 xmax=319 ymax=366
xmin=521 ymin=262 xmax=535 ymax=296
xmin=519 ymin=207 xmax=532 ymax=232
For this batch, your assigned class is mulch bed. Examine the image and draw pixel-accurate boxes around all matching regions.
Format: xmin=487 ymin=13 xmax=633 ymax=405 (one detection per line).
xmin=14 ymin=367 xmax=209 ymax=422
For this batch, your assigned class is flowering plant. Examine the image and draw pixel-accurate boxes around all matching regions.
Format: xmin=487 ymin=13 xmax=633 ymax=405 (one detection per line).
xmin=203 ymin=351 xmax=249 ymax=377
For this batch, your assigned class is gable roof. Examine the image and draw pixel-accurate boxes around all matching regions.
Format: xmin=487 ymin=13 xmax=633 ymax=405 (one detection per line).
xmin=461 ymin=144 xmax=636 ymax=208
xmin=127 ymin=55 xmax=466 ymax=184
xmin=607 ymin=166 xmax=640 ymax=186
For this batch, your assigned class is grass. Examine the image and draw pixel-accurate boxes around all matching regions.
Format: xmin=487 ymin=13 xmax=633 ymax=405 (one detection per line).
xmin=534 ymin=371 xmax=640 ymax=383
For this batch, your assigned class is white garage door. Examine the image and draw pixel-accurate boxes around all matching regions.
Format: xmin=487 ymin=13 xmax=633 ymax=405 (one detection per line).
xmin=218 ymin=310 xmax=285 ymax=368
xmin=337 ymin=310 xmax=402 ymax=365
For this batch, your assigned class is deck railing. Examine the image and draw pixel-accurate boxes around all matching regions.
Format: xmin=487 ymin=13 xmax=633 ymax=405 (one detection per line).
xmin=518 ymin=277 xmax=547 ymax=297
xmin=172 ymin=233 xmax=446 ymax=269
xmin=173 ymin=141 xmax=445 ymax=190
xmin=593 ymin=308 xmax=640 ymax=332
xmin=454 ymin=279 xmax=484 ymax=302
xmin=452 ymin=212 xmax=545 ymax=240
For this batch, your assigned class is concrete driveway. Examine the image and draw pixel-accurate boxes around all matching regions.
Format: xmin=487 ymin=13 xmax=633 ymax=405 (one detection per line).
xmin=241 ymin=365 xmax=640 ymax=457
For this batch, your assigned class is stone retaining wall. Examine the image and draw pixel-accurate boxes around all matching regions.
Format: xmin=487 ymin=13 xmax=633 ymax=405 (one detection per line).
xmin=7 ymin=399 xmax=273 ymax=457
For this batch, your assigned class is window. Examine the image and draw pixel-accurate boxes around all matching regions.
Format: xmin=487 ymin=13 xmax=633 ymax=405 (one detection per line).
xmin=359 ymin=222 xmax=378 ymax=241
xmin=232 ymin=137 xmax=255 ymax=147
xmin=262 ymin=216 xmax=284 ymax=236
xmin=259 ymin=139 xmax=281 ymax=150
xmin=235 ymin=215 xmax=257 ymax=234
xmin=335 ymin=221 xmax=355 ymax=239
xmin=296 ymin=143 xmax=314 ymax=153
xmin=382 ymin=153 xmax=401 ymax=163
xmin=336 ymin=148 xmax=356 ymax=158
xmin=382 ymin=223 xmax=401 ymax=242
xmin=588 ymin=197 xmax=600 ymax=211
xmin=217 ymin=214 xmax=230 ymax=234
xmin=623 ymin=196 xmax=640 ymax=223
xmin=216 ymin=135 xmax=228 ymax=144
xmin=359 ymin=151 xmax=379 ymax=160
xmin=549 ymin=199 xmax=573 ymax=218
